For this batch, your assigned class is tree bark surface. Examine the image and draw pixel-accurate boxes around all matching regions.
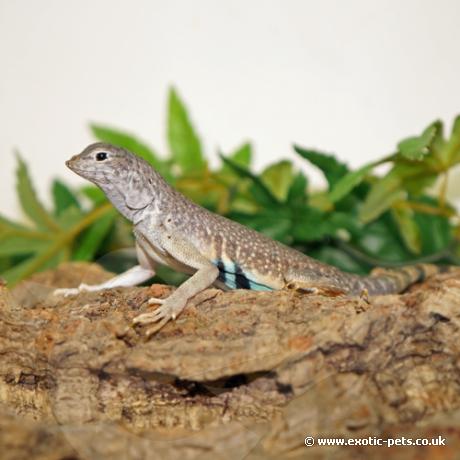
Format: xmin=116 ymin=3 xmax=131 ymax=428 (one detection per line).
xmin=1 ymin=263 xmax=460 ymax=459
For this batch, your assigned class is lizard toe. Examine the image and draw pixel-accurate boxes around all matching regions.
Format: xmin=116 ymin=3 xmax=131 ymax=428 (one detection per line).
xmin=53 ymin=287 xmax=80 ymax=297
xmin=132 ymin=312 xmax=157 ymax=325
xmin=147 ymin=297 xmax=166 ymax=305
xmin=133 ymin=304 xmax=172 ymax=325
xmin=145 ymin=317 xmax=170 ymax=337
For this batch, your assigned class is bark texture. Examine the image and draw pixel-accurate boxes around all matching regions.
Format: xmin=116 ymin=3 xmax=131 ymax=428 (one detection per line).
xmin=1 ymin=262 xmax=460 ymax=460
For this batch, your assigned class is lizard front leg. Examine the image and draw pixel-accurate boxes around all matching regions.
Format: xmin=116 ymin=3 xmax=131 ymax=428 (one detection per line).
xmin=133 ymin=264 xmax=219 ymax=336
xmin=132 ymin=229 xmax=219 ymax=336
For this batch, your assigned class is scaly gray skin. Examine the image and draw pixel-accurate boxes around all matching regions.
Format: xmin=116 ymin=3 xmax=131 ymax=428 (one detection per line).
xmin=55 ymin=142 xmax=449 ymax=336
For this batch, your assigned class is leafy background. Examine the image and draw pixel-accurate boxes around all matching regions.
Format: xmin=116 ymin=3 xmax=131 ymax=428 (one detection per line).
xmin=1 ymin=87 xmax=459 ymax=287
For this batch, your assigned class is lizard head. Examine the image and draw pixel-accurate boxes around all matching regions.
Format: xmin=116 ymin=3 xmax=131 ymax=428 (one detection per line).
xmin=67 ymin=142 xmax=158 ymax=216
xmin=66 ymin=142 xmax=132 ymax=185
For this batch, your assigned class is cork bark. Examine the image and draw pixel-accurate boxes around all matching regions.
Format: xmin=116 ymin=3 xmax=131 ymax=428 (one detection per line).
xmin=1 ymin=262 xmax=460 ymax=460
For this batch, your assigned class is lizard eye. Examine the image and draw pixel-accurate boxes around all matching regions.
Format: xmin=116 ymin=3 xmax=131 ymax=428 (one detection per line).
xmin=95 ymin=152 xmax=108 ymax=161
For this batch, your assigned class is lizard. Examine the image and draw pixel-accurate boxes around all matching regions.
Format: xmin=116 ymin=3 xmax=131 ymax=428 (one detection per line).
xmin=55 ymin=142 xmax=451 ymax=336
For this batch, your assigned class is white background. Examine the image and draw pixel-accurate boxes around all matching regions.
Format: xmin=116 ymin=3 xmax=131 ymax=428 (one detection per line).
xmin=1 ymin=0 xmax=460 ymax=219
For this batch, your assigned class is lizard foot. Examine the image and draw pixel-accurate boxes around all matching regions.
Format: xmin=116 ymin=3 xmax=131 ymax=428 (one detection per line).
xmin=133 ymin=298 xmax=186 ymax=336
xmin=53 ymin=283 xmax=92 ymax=297
xmin=286 ymin=281 xmax=346 ymax=297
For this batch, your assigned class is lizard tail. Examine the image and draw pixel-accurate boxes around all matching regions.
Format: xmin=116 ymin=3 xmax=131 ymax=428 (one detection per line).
xmin=351 ymin=264 xmax=454 ymax=295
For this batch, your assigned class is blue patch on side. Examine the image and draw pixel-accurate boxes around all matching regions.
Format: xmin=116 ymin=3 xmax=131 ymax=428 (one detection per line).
xmin=248 ymin=280 xmax=274 ymax=291
xmin=244 ymin=270 xmax=274 ymax=291
xmin=213 ymin=259 xmax=274 ymax=291
xmin=224 ymin=274 xmax=237 ymax=289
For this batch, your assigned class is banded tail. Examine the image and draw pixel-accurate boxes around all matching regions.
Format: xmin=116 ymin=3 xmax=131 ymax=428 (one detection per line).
xmin=351 ymin=264 xmax=453 ymax=295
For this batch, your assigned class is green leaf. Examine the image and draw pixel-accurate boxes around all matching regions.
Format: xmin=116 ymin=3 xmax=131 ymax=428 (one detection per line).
xmin=55 ymin=206 xmax=85 ymax=230
xmin=360 ymin=186 xmax=406 ymax=223
xmin=413 ymin=196 xmax=453 ymax=254
xmin=73 ymin=209 xmax=117 ymax=261
xmin=0 ymin=213 xmax=30 ymax=232
xmin=391 ymin=207 xmax=421 ymax=254
xmin=229 ymin=209 xmax=291 ymax=242
xmin=0 ymin=200 xmax=118 ymax=286
xmin=354 ymin=216 xmax=412 ymax=263
xmin=430 ymin=121 xmax=446 ymax=160
xmin=327 ymin=212 xmax=363 ymax=238
xmin=90 ymin=124 xmax=163 ymax=168
xmin=294 ymin=146 xmax=349 ymax=187
xmin=451 ymin=115 xmax=460 ymax=137
xmin=80 ymin=186 xmax=107 ymax=206
xmin=261 ymin=161 xmax=294 ymax=202
xmin=291 ymin=207 xmax=335 ymax=241
xmin=328 ymin=162 xmax=376 ymax=203
xmin=1 ymin=256 xmax=44 ymax=285
xmin=220 ymin=154 xmax=279 ymax=207
xmin=291 ymin=208 xmax=360 ymax=242
xmin=309 ymin=246 xmax=369 ymax=274
xmin=52 ymin=180 xmax=81 ymax=216
xmin=220 ymin=142 xmax=253 ymax=185
xmin=0 ymin=234 xmax=48 ymax=257
xmin=15 ymin=154 xmax=58 ymax=230
xmin=442 ymin=115 xmax=460 ymax=165
xmin=358 ymin=160 xmax=434 ymax=223
xmin=0 ymin=244 xmax=66 ymax=285
xmin=153 ymin=265 xmax=187 ymax=288
xmin=175 ymin=173 xmax=229 ymax=213
xmin=404 ymin=172 xmax=438 ymax=195
xmin=230 ymin=142 xmax=252 ymax=168
xmin=397 ymin=121 xmax=440 ymax=161
xmin=167 ymin=87 xmax=206 ymax=174
xmin=287 ymin=172 xmax=308 ymax=206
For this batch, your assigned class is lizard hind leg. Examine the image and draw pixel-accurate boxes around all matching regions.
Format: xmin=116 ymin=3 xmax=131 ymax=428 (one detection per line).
xmin=53 ymin=264 xmax=155 ymax=297
xmin=285 ymin=280 xmax=347 ymax=297
xmin=286 ymin=280 xmax=319 ymax=294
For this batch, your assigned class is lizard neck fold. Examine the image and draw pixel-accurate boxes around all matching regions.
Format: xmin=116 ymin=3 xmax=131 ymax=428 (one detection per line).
xmin=99 ymin=161 xmax=183 ymax=224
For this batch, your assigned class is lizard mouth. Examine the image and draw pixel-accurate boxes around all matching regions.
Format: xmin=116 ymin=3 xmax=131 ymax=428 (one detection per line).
xmin=66 ymin=160 xmax=77 ymax=173
xmin=65 ymin=156 xmax=76 ymax=169
xmin=65 ymin=156 xmax=83 ymax=173
xmin=65 ymin=159 xmax=85 ymax=177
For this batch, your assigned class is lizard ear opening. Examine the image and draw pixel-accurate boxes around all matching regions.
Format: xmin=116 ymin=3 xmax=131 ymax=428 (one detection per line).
xmin=124 ymin=182 xmax=153 ymax=210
